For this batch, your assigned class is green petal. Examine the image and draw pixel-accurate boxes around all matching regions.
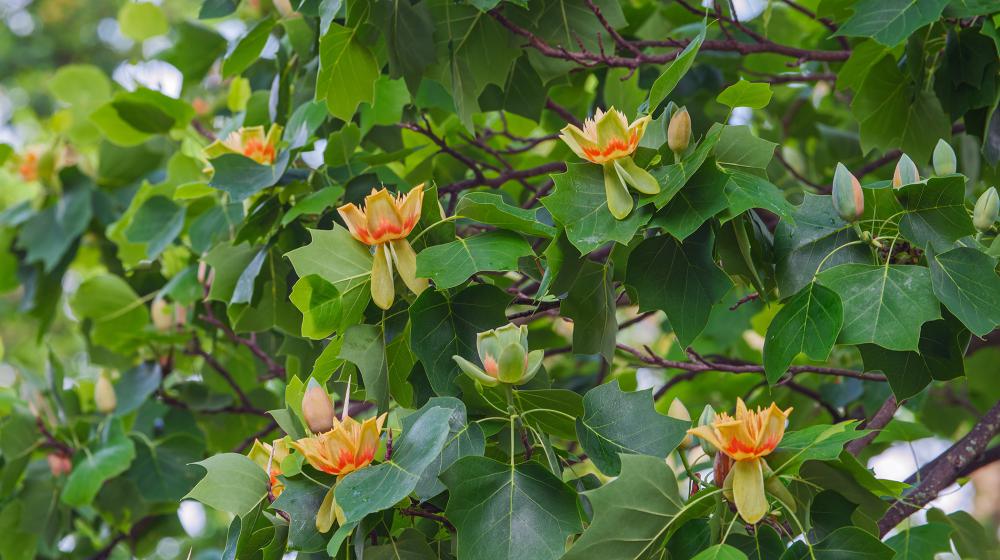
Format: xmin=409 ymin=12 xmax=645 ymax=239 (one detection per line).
xmin=614 ymin=156 xmax=660 ymax=195
xmin=732 ymin=458 xmax=768 ymax=524
xmin=520 ymin=350 xmax=544 ymax=385
xmin=453 ymin=355 xmax=498 ymax=386
xmin=497 ymin=343 xmax=527 ymax=384
xmin=603 ymin=163 xmax=634 ymax=220
xmin=389 ymin=239 xmax=428 ymax=295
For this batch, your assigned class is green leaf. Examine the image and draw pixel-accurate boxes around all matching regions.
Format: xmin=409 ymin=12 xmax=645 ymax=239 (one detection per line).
xmin=810 ymin=490 xmax=859 ymax=540
xmin=382 ymin=0 xmax=436 ymax=92
xmin=895 ymin=176 xmax=975 ymax=249
xmin=519 ymin=0 xmax=625 ymax=82
xmin=515 ymin=389 xmax=583 ymax=440
xmin=185 ymin=453 xmax=269 ymax=517
xmin=727 ymin=525 xmax=785 ymax=560
xmin=455 ymin=192 xmax=557 ymax=238
xmin=763 ymin=282 xmax=844 ymax=384
xmin=772 ymin=421 xmax=866 ymax=474
xmin=403 ymin=397 xmax=485 ymax=501
xmin=15 ymin=171 xmax=93 ymax=271
xmin=576 ymin=380 xmax=689 ymax=476
xmin=562 ymin=454 xmax=714 ymax=560
xmin=61 ymin=420 xmax=137 ymax=507
xmin=872 ymin=419 xmax=934 ymax=443
xmin=317 ymin=22 xmax=379 ymax=121
xmin=781 ymin=527 xmax=893 ymax=560
xmin=113 ymin=362 xmax=162 ymax=416
xmin=817 ymin=263 xmax=940 ymax=351
xmin=200 ymin=0 xmax=237 ymax=18
xmin=110 ymin=88 xmax=194 ymax=133
xmin=723 ymin=170 xmax=795 ymax=223
xmin=118 ymin=2 xmax=168 ymax=41
xmin=542 ymin=163 xmax=651 ymax=254
xmin=442 ymin=456 xmax=582 ymax=560
xmin=209 ymin=152 xmax=289 ymax=202
xmin=70 ymin=274 xmax=150 ymax=352
xmin=364 ymin=528 xmax=437 ymax=560
xmin=124 ymin=195 xmax=185 ymax=258
xmin=774 ymin=194 xmax=872 ymax=297
xmin=408 ymin=284 xmax=511 ymax=396
xmin=285 ymin=226 xmax=373 ymax=331
xmin=626 ymin=227 xmax=732 ymax=347
xmin=127 ymin=432 xmax=205 ymax=502
xmin=692 ymin=545 xmax=749 ymax=560
xmin=926 ymin=246 xmax=1000 ymax=336
xmin=714 ymin=125 xmax=777 ymax=172
xmin=160 ymin=22 xmax=227 ymax=82
xmin=717 ymin=80 xmax=773 ymax=109
xmin=338 ymin=324 xmax=390 ymax=413
xmin=50 ymin=65 xmax=111 ymax=110
xmin=415 ymin=231 xmax=533 ymax=290
xmin=648 ymin=25 xmax=706 ymax=109
xmin=926 ymin=509 xmax=997 ymax=560
xmin=642 ymin=124 xmax=722 ymax=209
xmin=289 ymin=275 xmax=341 ymax=339
xmin=885 ymin=523 xmax=954 ymax=560
xmin=859 ymin=318 xmax=968 ymax=399
xmin=222 ymin=18 xmax=276 ymax=78
xmin=336 ymin=406 xmax=452 ymax=522
xmin=651 ymin=162 xmax=730 ymax=241
xmin=272 ymin=475 xmax=329 ymax=552
xmin=836 ymin=0 xmax=949 ymax=47
xmin=561 ymin=259 xmax=618 ymax=361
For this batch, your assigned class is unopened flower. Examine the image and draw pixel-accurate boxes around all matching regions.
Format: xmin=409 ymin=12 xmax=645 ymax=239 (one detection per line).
xmin=302 ymin=379 xmax=335 ymax=434
xmin=560 ymin=107 xmax=660 ymax=220
xmin=249 ymin=438 xmax=290 ymax=498
xmin=291 ymin=412 xmax=387 ymax=476
xmin=205 ymin=124 xmax=282 ymax=165
xmin=453 ymin=323 xmax=543 ymax=387
xmin=338 ymin=187 xmax=429 ymax=310
xmin=667 ymin=107 xmax=692 ymax=157
xmin=94 ymin=372 xmax=117 ymax=414
xmin=932 ymin=139 xmax=956 ymax=176
xmin=891 ymin=153 xmax=919 ymax=188
xmin=974 ymin=187 xmax=999 ymax=233
xmin=687 ymin=399 xmax=793 ymax=524
xmin=832 ymin=163 xmax=863 ymax=223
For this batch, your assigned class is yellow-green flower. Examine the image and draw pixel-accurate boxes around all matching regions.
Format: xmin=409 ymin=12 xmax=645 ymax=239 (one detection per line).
xmin=205 ymin=124 xmax=282 ymax=165
xmin=248 ymin=438 xmax=290 ymax=498
xmin=453 ymin=323 xmax=543 ymax=387
xmin=559 ymin=107 xmax=660 ymax=219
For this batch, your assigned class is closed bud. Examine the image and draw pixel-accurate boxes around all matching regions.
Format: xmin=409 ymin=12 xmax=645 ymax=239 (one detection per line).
xmin=151 ymin=299 xmax=173 ymax=332
xmin=932 ymin=139 xmax=957 ymax=176
xmin=47 ymin=453 xmax=72 ymax=477
xmin=892 ymin=153 xmax=919 ymax=188
xmin=668 ymin=398 xmax=692 ymax=448
xmin=696 ymin=405 xmax=718 ymax=454
xmin=714 ymin=452 xmax=733 ymax=490
xmin=973 ymin=187 xmax=999 ymax=233
xmin=302 ymin=380 xmax=335 ymax=434
xmin=831 ymin=163 xmax=863 ymax=223
xmin=95 ymin=372 xmax=117 ymax=414
xmin=667 ymin=108 xmax=691 ymax=155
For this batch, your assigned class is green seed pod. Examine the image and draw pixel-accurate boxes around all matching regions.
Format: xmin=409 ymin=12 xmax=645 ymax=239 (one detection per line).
xmin=892 ymin=153 xmax=919 ymax=188
xmin=932 ymin=139 xmax=957 ymax=176
xmin=831 ymin=163 xmax=863 ymax=223
xmin=667 ymin=107 xmax=691 ymax=156
xmin=973 ymin=187 xmax=999 ymax=233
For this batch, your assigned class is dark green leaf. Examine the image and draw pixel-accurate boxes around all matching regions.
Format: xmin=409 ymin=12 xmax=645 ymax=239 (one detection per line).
xmin=780 ymin=527 xmax=893 ymax=560
xmin=926 ymin=246 xmax=1000 ymax=336
xmin=763 ymin=282 xmax=843 ymax=384
xmin=416 ymin=231 xmax=533 ymax=290
xmin=339 ymin=324 xmax=390 ymax=413
xmin=895 ymin=176 xmax=974 ymax=249
xmin=642 ymin=124 xmax=722 ymax=209
xmin=859 ymin=318 xmax=968 ymax=399
xmin=836 ymin=0 xmax=949 ymax=47
xmin=209 ymin=152 xmax=289 ymax=202
xmin=125 ymin=195 xmax=185 ymax=258
xmin=885 ymin=523 xmax=953 ymax=560
xmin=222 ymin=18 xmax=276 ymax=78
xmin=272 ymin=476 xmax=329 ymax=552
xmin=651 ymin=162 xmax=730 ymax=241
xmin=402 ymin=397 xmax=485 ymax=501
xmin=62 ymin=420 xmax=137 ymax=507
xmin=455 ymin=192 xmax=557 ymax=238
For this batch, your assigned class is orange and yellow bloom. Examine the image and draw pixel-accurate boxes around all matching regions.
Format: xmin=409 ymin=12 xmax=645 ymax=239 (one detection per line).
xmin=338 ymin=187 xmax=428 ymax=309
xmin=688 ymin=399 xmax=793 ymax=524
xmin=248 ymin=438 xmax=291 ymax=498
xmin=205 ymin=124 xmax=282 ymax=165
xmin=291 ymin=413 xmax=387 ymax=477
xmin=560 ymin=107 xmax=660 ymax=219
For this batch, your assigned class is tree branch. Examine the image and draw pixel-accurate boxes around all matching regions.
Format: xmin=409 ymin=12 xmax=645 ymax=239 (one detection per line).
xmin=845 ymin=396 xmax=898 ymax=455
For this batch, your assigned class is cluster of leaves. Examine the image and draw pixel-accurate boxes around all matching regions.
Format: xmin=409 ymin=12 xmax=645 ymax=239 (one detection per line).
xmin=0 ymin=0 xmax=999 ymax=559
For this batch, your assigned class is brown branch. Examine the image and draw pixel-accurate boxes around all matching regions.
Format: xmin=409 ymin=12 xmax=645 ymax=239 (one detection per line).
xmin=782 ymin=379 xmax=843 ymax=422
xmin=186 ymin=339 xmax=254 ymax=410
xmin=545 ymin=99 xmax=582 ymax=127
xmin=199 ymin=312 xmax=286 ymax=379
xmin=845 ymin=396 xmax=899 ymax=455
xmin=401 ymin=507 xmax=455 ymax=531
xmin=729 ymin=292 xmax=761 ymax=310
xmin=35 ymin=416 xmax=73 ymax=456
xmin=878 ymin=398 xmax=1000 ymax=536
xmin=439 ymin=162 xmax=566 ymax=193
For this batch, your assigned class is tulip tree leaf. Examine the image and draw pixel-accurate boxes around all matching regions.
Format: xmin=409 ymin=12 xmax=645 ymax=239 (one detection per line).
xmin=895 ymin=176 xmax=974 ymax=249
xmin=61 ymin=420 xmax=137 ymax=507
xmin=716 ymin=80 xmax=773 ymax=109
xmin=69 ymin=274 xmax=150 ymax=353
xmin=884 ymin=523 xmax=954 ymax=560
xmin=626 ymin=227 xmax=733 ymax=347
xmin=15 ymin=171 xmax=93 ymax=272
xmin=124 ymin=195 xmax=186 ymax=259
xmin=817 ymin=264 xmax=940 ymax=351
xmin=542 ymin=163 xmax=651 ymax=255
xmin=316 ymin=22 xmax=379 ymax=121
xmin=272 ymin=475 xmax=330 ymax=552
xmin=184 ymin=453 xmax=269 ymax=517
xmin=455 ymin=192 xmax=558 ymax=238
xmin=859 ymin=318 xmax=968 ymax=400
xmin=408 ymin=284 xmax=511 ymax=396
xmin=209 ymin=151 xmax=290 ymax=202
xmin=714 ymin=125 xmax=778 ymax=172
xmin=642 ymin=124 xmax=722 ymax=209
xmin=723 ymin=170 xmax=795 ymax=224
xmin=926 ymin=246 xmax=1000 ymax=336
xmin=289 ymin=274 xmax=342 ymax=339
xmin=576 ymin=380 xmax=689 ymax=476
xmin=651 ymin=162 xmax=730 ymax=241
xmin=338 ymin=324 xmax=391 ymax=413
xmin=442 ymin=456 xmax=582 ymax=560
xmin=772 ymin=421 xmax=866 ymax=474
xmin=222 ymin=18 xmax=276 ymax=77
xmin=415 ymin=231 xmax=534 ymax=290
xmin=286 ymin=226 xmax=373 ymax=331
xmin=403 ymin=397 xmax=485 ymax=501
xmin=335 ymin=406 xmax=452 ymax=522
xmin=562 ymin=454 xmax=715 ymax=560
xmin=763 ymin=282 xmax=844 ymax=384
xmin=364 ymin=528 xmax=437 ymax=560
xmin=836 ymin=0 xmax=949 ymax=47
xmin=692 ymin=545 xmax=749 ymax=560
xmin=561 ymin=259 xmax=618 ymax=361
xmin=781 ymin=527 xmax=894 ymax=560
xmin=648 ymin=24 xmax=706 ymax=110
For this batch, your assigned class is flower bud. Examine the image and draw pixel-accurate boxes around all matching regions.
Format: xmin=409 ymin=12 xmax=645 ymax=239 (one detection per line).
xmin=831 ymin=163 xmax=863 ymax=223
xmin=714 ymin=452 xmax=733 ymax=490
xmin=151 ymin=299 xmax=173 ymax=332
xmin=973 ymin=187 xmax=999 ymax=233
xmin=94 ymin=372 xmax=117 ymax=414
xmin=668 ymin=398 xmax=692 ymax=447
xmin=892 ymin=153 xmax=919 ymax=188
xmin=667 ymin=107 xmax=691 ymax=156
xmin=302 ymin=379 xmax=335 ymax=434
xmin=47 ymin=453 xmax=72 ymax=477
xmin=454 ymin=324 xmax=543 ymax=387
xmin=696 ymin=405 xmax=718 ymax=454
xmin=932 ymin=139 xmax=957 ymax=176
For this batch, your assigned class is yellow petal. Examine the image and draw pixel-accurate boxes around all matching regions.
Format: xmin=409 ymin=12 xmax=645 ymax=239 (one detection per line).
xmin=594 ymin=107 xmax=630 ymax=152
xmin=687 ymin=425 xmax=723 ymax=453
xmin=732 ymin=457 xmax=768 ymax=524
xmin=559 ymin=124 xmax=598 ymax=161
xmin=603 ymin=163 xmax=633 ymax=219
xmin=316 ymin=486 xmax=336 ymax=533
xmin=628 ymin=114 xmax=652 ymax=145
xmin=365 ymin=189 xmax=405 ymax=244
xmin=395 ymin=186 xmax=424 ymax=237
xmin=390 ymin=239 xmax=428 ymax=295
xmin=247 ymin=439 xmax=272 ymax=470
xmin=338 ymin=203 xmax=373 ymax=245
xmin=371 ymin=243 xmax=395 ymax=310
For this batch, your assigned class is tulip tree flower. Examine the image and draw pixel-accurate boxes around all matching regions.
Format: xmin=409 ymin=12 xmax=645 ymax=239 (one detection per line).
xmin=974 ymin=187 xmax=999 ymax=234
xmin=338 ymin=187 xmax=429 ymax=310
xmin=248 ymin=438 xmax=290 ymax=498
xmin=891 ymin=153 xmax=919 ymax=188
xmin=687 ymin=398 xmax=793 ymax=524
xmin=559 ymin=107 xmax=660 ymax=220
xmin=453 ymin=323 xmax=544 ymax=387
xmin=831 ymin=163 xmax=863 ymax=223
xmin=291 ymin=412 xmax=388 ymax=477
xmin=205 ymin=124 xmax=283 ymax=165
